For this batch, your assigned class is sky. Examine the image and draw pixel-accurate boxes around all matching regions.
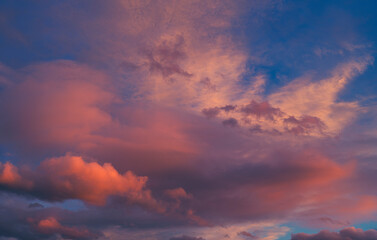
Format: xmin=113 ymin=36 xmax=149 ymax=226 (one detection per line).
xmin=0 ymin=0 xmax=377 ymax=240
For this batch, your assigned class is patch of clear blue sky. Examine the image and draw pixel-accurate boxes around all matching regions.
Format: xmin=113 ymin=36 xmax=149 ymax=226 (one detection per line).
xmin=235 ymin=0 xmax=377 ymax=105
xmin=0 ymin=0 xmax=88 ymax=68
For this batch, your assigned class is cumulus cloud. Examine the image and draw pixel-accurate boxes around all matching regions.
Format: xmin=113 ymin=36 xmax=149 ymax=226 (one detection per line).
xmin=222 ymin=118 xmax=239 ymax=127
xmin=0 ymin=60 xmax=114 ymax=154
xmin=201 ymin=100 xmax=326 ymax=136
xmin=0 ymin=60 xmax=198 ymax=168
xmin=240 ymin=100 xmax=283 ymax=121
xmin=0 ymin=155 xmax=159 ymax=208
xmin=28 ymin=203 xmax=44 ymax=209
xmin=284 ymin=115 xmax=326 ymax=135
xmin=291 ymin=227 xmax=377 ymax=240
xmin=238 ymin=231 xmax=257 ymax=239
xmin=34 ymin=217 xmax=98 ymax=239
xmin=170 ymin=235 xmax=205 ymax=240
xmin=0 ymin=162 xmax=32 ymax=189
xmin=165 ymin=188 xmax=192 ymax=200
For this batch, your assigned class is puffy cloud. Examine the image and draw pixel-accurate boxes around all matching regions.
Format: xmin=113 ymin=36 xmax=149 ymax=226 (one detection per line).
xmin=0 ymin=155 xmax=159 ymax=208
xmin=28 ymin=203 xmax=44 ymax=209
xmin=170 ymin=235 xmax=205 ymax=240
xmin=34 ymin=217 xmax=98 ymax=239
xmin=202 ymin=107 xmax=221 ymax=119
xmin=291 ymin=227 xmax=377 ymax=240
xmin=202 ymin=105 xmax=237 ymax=119
xmin=222 ymin=118 xmax=239 ymax=127
xmin=240 ymin=100 xmax=283 ymax=121
xmin=238 ymin=231 xmax=257 ymax=239
xmin=284 ymin=115 xmax=326 ymax=135
xmin=165 ymin=188 xmax=192 ymax=200
xmin=201 ymin=100 xmax=326 ymax=136
xmin=0 ymin=162 xmax=32 ymax=189
xmin=96 ymin=220 xmax=290 ymax=240
xmin=0 ymin=60 xmax=198 ymax=169
xmin=0 ymin=60 xmax=114 ymax=154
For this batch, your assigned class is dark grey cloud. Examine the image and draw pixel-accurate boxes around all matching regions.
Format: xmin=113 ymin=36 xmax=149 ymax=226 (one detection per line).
xmin=222 ymin=118 xmax=238 ymax=127
xmin=170 ymin=235 xmax=205 ymax=240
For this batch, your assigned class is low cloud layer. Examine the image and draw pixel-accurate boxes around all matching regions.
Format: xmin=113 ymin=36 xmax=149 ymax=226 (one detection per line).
xmin=291 ymin=227 xmax=377 ymax=240
xmin=0 ymin=154 xmax=157 ymax=207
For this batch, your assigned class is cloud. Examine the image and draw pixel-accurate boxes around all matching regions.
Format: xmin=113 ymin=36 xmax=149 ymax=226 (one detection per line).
xmin=170 ymin=235 xmax=205 ymax=240
xmin=0 ymin=162 xmax=32 ymax=189
xmin=222 ymin=118 xmax=239 ymax=127
xmin=165 ymin=188 xmax=192 ymax=200
xmin=0 ymin=57 xmax=374 ymax=237
xmin=28 ymin=203 xmax=44 ymax=209
xmin=155 ymin=150 xmax=355 ymax=224
xmin=291 ymin=227 xmax=377 ymax=240
xmin=0 ymin=60 xmax=114 ymax=154
xmin=201 ymin=100 xmax=326 ymax=136
xmin=284 ymin=115 xmax=326 ymax=135
xmin=0 ymin=60 xmax=198 ymax=166
xmin=144 ymin=35 xmax=192 ymax=78
xmin=240 ymin=100 xmax=283 ymax=121
xmin=238 ymin=231 xmax=257 ymax=239
xmin=269 ymin=57 xmax=373 ymax=135
xmin=34 ymin=217 xmax=98 ymax=239
xmin=202 ymin=107 xmax=221 ymax=118
xmin=0 ymin=1 xmax=377 ymax=239
xmin=198 ymin=57 xmax=372 ymax=137
xmin=0 ymin=154 xmax=159 ymax=209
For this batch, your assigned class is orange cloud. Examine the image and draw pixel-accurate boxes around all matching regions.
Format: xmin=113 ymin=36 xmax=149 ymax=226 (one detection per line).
xmin=291 ymin=227 xmax=377 ymax=240
xmin=35 ymin=217 xmax=97 ymax=239
xmin=0 ymin=60 xmax=114 ymax=153
xmin=269 ymin=57 xmax=373 ymax=135
xmin=38 ymin=155 xmax=155 ymax=206
xmin=165 ymin=187 xmax=192 ymax=200
xmin=0 ymin=154 xmax=161 ymax=209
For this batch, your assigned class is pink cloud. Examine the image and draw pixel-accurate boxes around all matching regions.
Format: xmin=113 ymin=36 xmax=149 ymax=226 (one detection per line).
xmin=34 ymin=217 xmax=98 ymax=239
xmin=0 ymin=1 xmax=376 ymax=239
xmin=0 ymin=154 xmax=160 ymax=210
xmin=291 ymin=227 xmax=377 ymax=240
xmin=240 ymin=100 xmax=283 ymax=121
xmin=284 ymin=115 xmax=326 ymax=135
xmin=0 ymin=162 xmax=32 ymax=189
xmin=0 ymin=60 xmax=114 ymax=153
xmin=165 ymin=188 xmax=192 ymax=200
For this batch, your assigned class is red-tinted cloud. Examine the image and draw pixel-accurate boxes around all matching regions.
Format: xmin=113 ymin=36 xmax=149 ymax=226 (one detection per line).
xmin=0 ymin=1 xmax=376 ymax=240
xmin=170 ymin=235 xmax=205 ymax=240
xmin=291 ymin=227 xmax=377 ymax=240
xmin=240 ymin=100 xmax=283 ymax=120
xmin=34 ymin=217 xmax=97 ymax=239
xmin=0 ymin=155 xmax=160 ymax=209
xmin=284 ymin=115 xmax=326 ymax=135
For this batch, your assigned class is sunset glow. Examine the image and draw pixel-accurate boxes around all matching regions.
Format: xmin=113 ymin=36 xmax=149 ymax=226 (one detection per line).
xmin=0 ymin=1 xmax=377 ymax=240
